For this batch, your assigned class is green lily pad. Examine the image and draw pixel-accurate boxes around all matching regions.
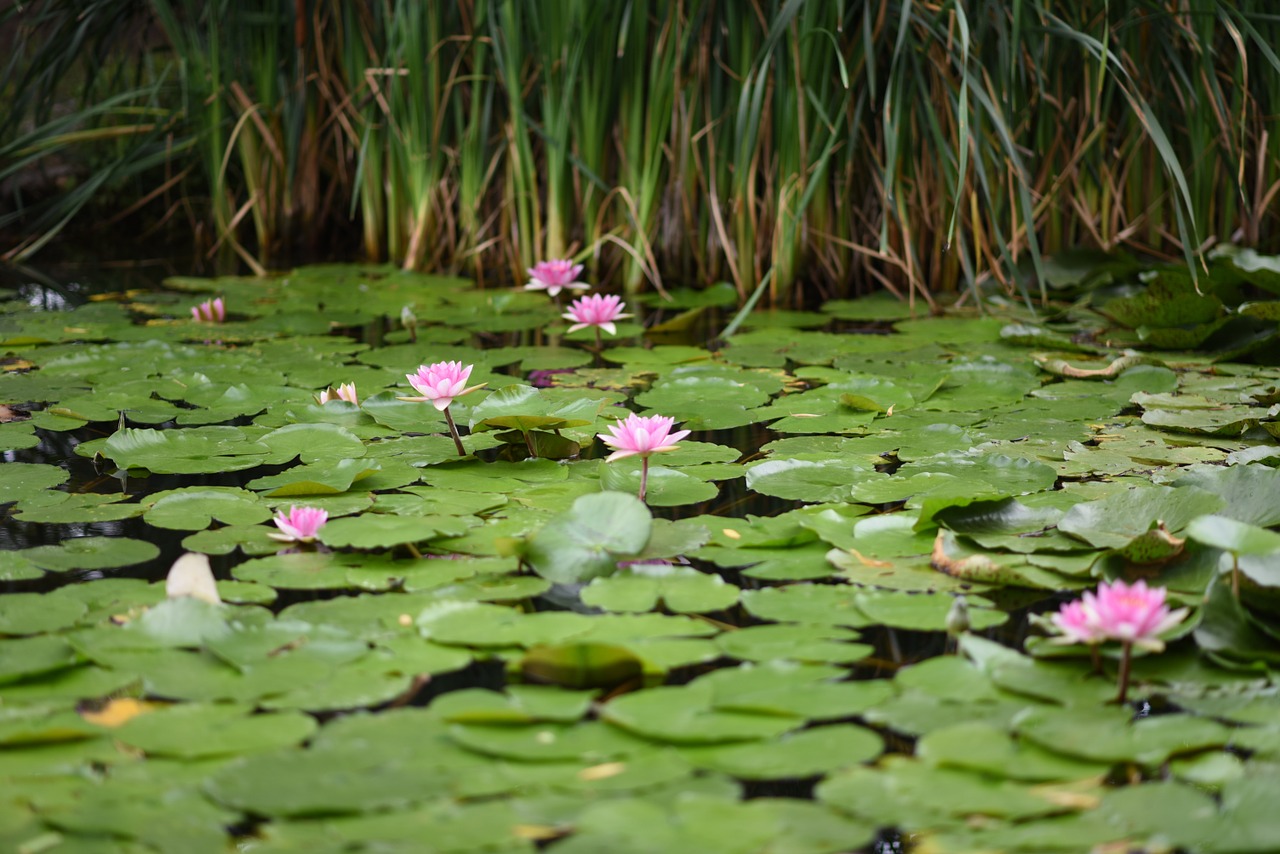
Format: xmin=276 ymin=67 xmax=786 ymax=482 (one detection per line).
xmin=1016 ymin=706 xmax=1232 ymax=766
xmin=203 ymin=743 xmax=465 ymax=817
xmin=519 ymin=643 xmax=646 ymax=690
xmin=818 ymin=755 xmax=1084 ymax=826
xmin=452 ymin=717 xmax=646 ymax=765
xmin=741 ymin=584 xmax=1006 ymax=631
xmin=680 ymin=724 xmax=882 ymax=779
xmin=716 ymin=624 xmax=873 ymax=664
xmin=98 ymin=426 xmax=270 ymax=474
xmin=552 ymin=796 xmax=875 ymax=854
xmin=1174 ymin=463 xmax=1280 ymax=528
xmin=0 ymin=420 xmax=39 ymax=451
xmin=318 ymin=514 xmax=474 ymax=549
xmin=233 ymin=551 xmax=415 ymax=591
xmin=127 ymin=597 xmax=233 ymax=647
xmin=259 ymin=422 xmax=368 ymax=463
xmin=1058 ymin=485 xmax=1225 ymax=549
xmin=744 ymin=458 xmax=879 ymax=503
xmin=13 ymin=493 xmax=143 ymax=524
xmin=0 ymin=462 xmax=69 ymax=504
xmin=597 ymin=462 xmax=720 ymax=507
xmin=702 ymin=661 xmax=894 ymax=720
xmin=524 ymin=492 xmax=652 ymax=585
xmin=0 ymin=636 xmax=83 ymax=684
xmin=581 ymin=565 xmax=739 ymax=613
xmin=601 ymin=682 xmax=799 ymax=745
xmin=39 ymin=780 xmax=237 ymax=852
xmin=635 ymin=374 xmax=771 ymax=430
xmin=1185 ymin=514 xmax=1280 ymax=556
xmin=246 ymin=458 xmax=383 ymax=496
xmin=21 ymin=537 xmax=160 ymax=574
xmin=143 ymin=487 xmax=271 ymax=530
xmin=0 ymin=594 xmax=88 ymax=636
xmin=115 ymin=703 xmax=316 ymax=758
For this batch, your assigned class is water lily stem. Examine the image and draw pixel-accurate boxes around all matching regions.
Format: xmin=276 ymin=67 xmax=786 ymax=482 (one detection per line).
xmin=594 ymin=327 xmax=602 ymax=352
xmin=1115 ymin=640 xmax=1133 ymax=704
xmin=638 ymin=456 xmax=650 ymax=502
xmin=1232 ymin=555 xmax=1240 ymax=598
xmin=444 ymin=407 xmax=466 ymax=456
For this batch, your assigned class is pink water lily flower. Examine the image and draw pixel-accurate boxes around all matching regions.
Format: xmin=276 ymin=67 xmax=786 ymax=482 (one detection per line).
xmin=269 ymin=506 xmax=328 ymax=543
xmin=317 ymin=383 xmax=358 ymax=405
xmin=1049 ymin=578 xmax=1189 ymax=704
xmin=191 ymin=297 xmax=225 ymax=323
xmin=600 ymin=414 xmax=690 ymax=461
xmin=525 ymin=259 xmax=587 ymax=297
xmin=400 ymin=361 xmax=486 ymax=456
xmin=599 ymin=414 xmax=690 ymax=503
xmin=1090 ymin=578 xmax=1188 ymax=652
xmin=564 ymin=294 xmax=630 ymax=337
xmin=402 ymin=361 xmax=485 ymax=411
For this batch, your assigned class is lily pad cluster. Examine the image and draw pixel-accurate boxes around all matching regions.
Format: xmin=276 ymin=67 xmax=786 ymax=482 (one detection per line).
xmin=3 ymin=262 xmax=1280 ymax=851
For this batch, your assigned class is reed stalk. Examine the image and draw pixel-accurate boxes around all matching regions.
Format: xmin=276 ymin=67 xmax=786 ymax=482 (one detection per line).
xmin=491 ymin=0 xmax=540 ymax=275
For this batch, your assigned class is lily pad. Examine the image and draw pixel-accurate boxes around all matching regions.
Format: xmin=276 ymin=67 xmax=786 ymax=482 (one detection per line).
xmin=21 ymin=537 xmax=160 ymax=574
xmin=1058 ymin=485 xmax=1225 ymax=549
xmin=319 ymin=514 xmax=474 ymax=549
xmin=143 ymin=487 xmax=271 ymax=530
xmin=680 ymin=724 xmax=882 ymax=779
xmin=581 ymin=565 xmax=739 ymax=613
xmin=98 ymin=426 xmax=270 ymax=474
xmin=524 ymin=492 xmax=652 ymax=585
xmin=0 ymin=594 xmax=88 ymax=635
xmin=115 ymin=703 xmax=317 ymax=758
xmin=0 ymin=462 xmax=69 ymax=504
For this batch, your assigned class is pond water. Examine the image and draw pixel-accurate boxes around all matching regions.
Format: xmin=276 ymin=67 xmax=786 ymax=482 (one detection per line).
xmin=3 ymin=259 xmax=1280 ymax=852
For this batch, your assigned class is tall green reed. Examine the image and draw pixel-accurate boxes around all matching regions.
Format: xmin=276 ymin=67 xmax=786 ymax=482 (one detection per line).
xmin=151 ymin=0 xmax=316 ymax=272
xmin=384 ymin=0 xmax=447 ymax=271
xmin=0 ymin=1 xmax=180 ymax=261
xmin=615 ymin=0 xmax=696 ymax=295
xmin=491 ymin=0 xmax=540 ymax=274
xmin=8 ymin=0 xmax=1280 ymax=316
xmin=454 ymin=0 xmax=498 ymax=279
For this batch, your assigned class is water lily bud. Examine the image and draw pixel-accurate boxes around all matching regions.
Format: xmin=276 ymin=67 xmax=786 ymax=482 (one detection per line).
xmin=945 ymin=594 xmax=970 ymax=639
xmin=400 ymin=305 xmax=418 ymax=342
xmin=165 ymin=553 xmax=221 ymax=605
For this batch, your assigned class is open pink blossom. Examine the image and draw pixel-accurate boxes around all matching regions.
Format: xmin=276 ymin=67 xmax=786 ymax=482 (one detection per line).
xmin=402 ymin=361 xmax=485 ymax=411
xmin=191 ymin=297 xmax=225 ymax=323
xmin=1089 ymin=579 xmax=1188 ymax=652
xmin=1051 ymin=580 xmax=1186 ymax=651
xmin=599 ymin=414 xmax=690 ymax=462
xmin=269 ymin=506 xmax=328 ymax=542
xmin=564 ymin=294 xmax=630 ymax=336
xmin=525 ymin=259 xmax=587 ymax=297
xmin=599 ymin=413 xmax=689 ymax=502
xmin=1051 ymin=578 xmax=1189 ymax=704
xmin=317 ymin=383 xmax=358 ymax=405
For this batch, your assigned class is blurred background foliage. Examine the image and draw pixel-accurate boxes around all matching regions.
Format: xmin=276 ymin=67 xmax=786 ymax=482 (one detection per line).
xmin=1 ymin=0 xmax=1276 ymax=307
